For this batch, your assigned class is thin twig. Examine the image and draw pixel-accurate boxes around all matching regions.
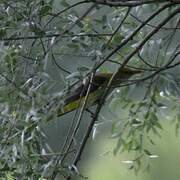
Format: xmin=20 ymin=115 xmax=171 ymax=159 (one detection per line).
xmin=1 ymin=33 xmax=112 ymax=41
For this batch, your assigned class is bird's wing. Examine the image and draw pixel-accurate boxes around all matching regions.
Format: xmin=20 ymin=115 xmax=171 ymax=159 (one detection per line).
xmin=58 ymin=74 xmax=111 ymax=116
xmin=64 ymin=74 xmax=110 ymax=105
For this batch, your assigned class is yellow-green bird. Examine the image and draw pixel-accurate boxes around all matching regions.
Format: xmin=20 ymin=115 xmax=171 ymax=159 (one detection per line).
xmin=58 ymin=67 xmax=141 ymax=116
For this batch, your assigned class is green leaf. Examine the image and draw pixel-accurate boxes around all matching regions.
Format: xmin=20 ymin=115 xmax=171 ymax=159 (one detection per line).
xmin=102 ymin=15 xmax=107 ymax=29
xmin=77 ymin=66 xmax=90 ymax=72
xmin=111 ymin=33 xmax=123 ymax=44
xmin=5 ymin=172 xmax=14 ymax=180
xmin=0 ymin=28 xmax=6 ymax=39
xmin=131 ymin=118 xmax=143 ymax=127
xmin=144 ymin=149 xmax=152 ymax=156
xmin=154 ymin=121 xmax=163 ymax=130
xmin=60 ymin=0 xmax=70 ymax=7
xmin=113 ymin=138 xmax=122 ymax=155
xmin=39 ymin=4 xmax=52 ymax=17
xmin=150 ymin=112 xmax=158 ymax=122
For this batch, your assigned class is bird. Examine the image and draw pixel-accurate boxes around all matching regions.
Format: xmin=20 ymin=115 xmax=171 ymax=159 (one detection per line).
xmin=58 ymin=67 xmax=141 ymax=116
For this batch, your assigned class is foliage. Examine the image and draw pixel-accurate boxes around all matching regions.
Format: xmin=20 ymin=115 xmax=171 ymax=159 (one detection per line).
xmin=0 ymin=0 xmax=180 ymax=179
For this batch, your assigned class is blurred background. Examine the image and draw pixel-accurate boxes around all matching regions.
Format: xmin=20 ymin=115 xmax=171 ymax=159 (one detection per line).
xmin=79 ymin=121 xmax=180 ymax=180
